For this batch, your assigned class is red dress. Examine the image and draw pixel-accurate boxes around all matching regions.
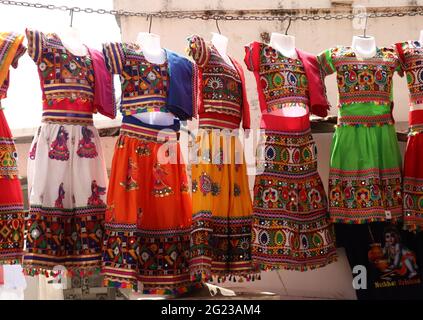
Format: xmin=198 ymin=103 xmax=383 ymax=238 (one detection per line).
xmin=396 ymin=40 xmax=423 ymax=232
xmin=0 ymin=32 xmax=26 ymax=265
xmin=244 ymin=42 xmax=337 ymax=271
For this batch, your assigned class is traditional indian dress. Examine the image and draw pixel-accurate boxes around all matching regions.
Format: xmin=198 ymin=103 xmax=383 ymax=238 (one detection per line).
xmin=0 ymin=32 xmax=26 ymax=265
xmin=186 ymin=35 xmax=256 ymax=282
xmin=244 ymin=42 xmax=337 ymax=271
xmin=101 ymin=42 xmax=196 ymax=294
xmin=318 ymin=46 xmax=403 ymax=224
xmin=395 ymin=40 xmax=423 ymax=232
xmin=24 ymin=29 xmax=112 ymax=276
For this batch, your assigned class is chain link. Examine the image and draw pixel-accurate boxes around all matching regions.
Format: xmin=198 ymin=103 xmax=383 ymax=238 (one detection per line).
xmin=0 ymin=0 xmax=422 ymax=21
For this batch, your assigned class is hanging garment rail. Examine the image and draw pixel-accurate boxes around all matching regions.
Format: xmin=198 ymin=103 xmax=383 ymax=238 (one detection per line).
xmin=0 ymin=0 xmax=423 ymax=21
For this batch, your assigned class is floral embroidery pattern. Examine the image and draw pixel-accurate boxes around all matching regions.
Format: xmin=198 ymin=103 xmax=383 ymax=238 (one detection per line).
xmin=258 ymin=43 xmax=309 ymax=112
xmin=252 ymin=131 xmax=337 ymax=271
xmin=101 ymin=224 xmax=191 ymax=293
xmin=119 ymin=43 xmax=169 ymax=115
xmin=190 ymin=212 xmax=254 ymax=280
xmin=397 ymin=41 xmax=423 ymax=105
xmin=135 ymin=142 xmax=151 ymax=156
xmin=187 ymin=35 xmax=243 ymax=118
xmin=199 ymin=172 xmax=220 ymax=196
xmin=26 ymin=30 xmax=95 ymax=107
xmin=24 ymin=206 xmax=105 ymax=272
xmin=328 ymin=172 xmax=403 ymax=223
xmin=0 ymin=139 xmax=18 ymax=177
xmin=318 ymin=46 xmax=400 ymax=106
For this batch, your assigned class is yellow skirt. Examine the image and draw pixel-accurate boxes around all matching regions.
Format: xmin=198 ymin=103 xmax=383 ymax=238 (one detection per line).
xmin=190 ymin=129 xmax=258 ymax=282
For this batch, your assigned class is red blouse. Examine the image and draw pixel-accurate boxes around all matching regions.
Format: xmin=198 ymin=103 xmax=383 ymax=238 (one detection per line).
xmin=244 ymin=41 xmax=330 ymax=132
xmin=187 ymin=35 xmax=250 ymax=130
xmin=26 ymin=29 xmax=97 ymax=122
xmin=396 ymin=40 xmax=423 ymax=131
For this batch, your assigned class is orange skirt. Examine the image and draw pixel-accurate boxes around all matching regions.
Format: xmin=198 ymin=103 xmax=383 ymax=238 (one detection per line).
xmin=190 ymin=129 xmax=258 ymax=282
xmin=101 ymin=123 xmax=193 ymax=295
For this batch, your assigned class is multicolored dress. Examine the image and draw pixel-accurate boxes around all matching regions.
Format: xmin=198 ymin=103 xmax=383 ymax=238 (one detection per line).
xmin=102 ymin=42 xmax=196 ymax=294
xmin=186 ymin=35 xmax=256 ymax=282
xmin=0 ymin=32 xmax=26 ymax=265
xmin=244 ymin=42 xmax=337 ymax=271
xmin=395 ymin=40 xmax=423 ymax=232
xmin=24 ymin=29 xmax=109 ymax=276
xmin=318 ymin=46 xmax=404 ymax=224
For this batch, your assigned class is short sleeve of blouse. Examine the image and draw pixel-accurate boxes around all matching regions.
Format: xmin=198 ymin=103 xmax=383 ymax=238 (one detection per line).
xmin=186 ymin=35 xmax=210 ymax=68
xmin=317 ymin=48 xmax=336 ymax=77
xmin=243 ymin=42 xmax=260 ymax=72
xmin=393 ymin=43 xmax=407 ymax=77
xmin=102 ymin=42 xmax=126 ymax=75
xmin=11 ymin=43 xmax=27 ymax=68
xmin=25 ymin=28 xmax=43 ymax=64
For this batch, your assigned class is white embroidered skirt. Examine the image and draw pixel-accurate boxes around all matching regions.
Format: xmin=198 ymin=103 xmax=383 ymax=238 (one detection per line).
xmin=24 ymin=122 xmax=108 ymax=277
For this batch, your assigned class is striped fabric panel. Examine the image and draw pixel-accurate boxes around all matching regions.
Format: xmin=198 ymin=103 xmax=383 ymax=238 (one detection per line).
xmin=25 ymin=29 xmax=42 ymax=63
xmin=338 ymin=113 xmax=394 ymax=126
xmin=103 ymin=42 xmax=125 ymax=75
xmin=42 ymin=110 xmax=93 ymax=125
xmin=120 ymin=123 xmax=177 ymax=141
xmin=198 ymin=117 xmax=240 ymax=130
xmin=120 ymin=95 xmax=167 ymax=107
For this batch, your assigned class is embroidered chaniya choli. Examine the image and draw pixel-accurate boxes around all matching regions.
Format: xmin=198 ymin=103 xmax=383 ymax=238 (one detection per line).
xmin=244 ymin=42 xmax=337 ymax=271
xmin=101 ymin=42 xmax=197 ymax=295
xmin=24 ymin=29 xmax=113 ymax=277
xmin=318 ymin=46 xmax=404 ymax=224
xmin=0 ymin=32 xmax=26 ymax=265
xmin=186 ymin=35 xmax=257 ymax=282
xmin=395 ymin=40 xmax=423 ymax=232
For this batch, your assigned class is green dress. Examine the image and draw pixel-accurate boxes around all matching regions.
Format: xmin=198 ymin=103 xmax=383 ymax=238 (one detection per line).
xmin=318 ymin=46 xmax=403 ymax=224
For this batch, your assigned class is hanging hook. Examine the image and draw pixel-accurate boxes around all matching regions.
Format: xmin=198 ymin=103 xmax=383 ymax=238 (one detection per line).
xmin=362 ymin=13 xmax=369 ymax=38
xmin=215 ymin=18 xmax=221 ymax=35
xmin=69 ymin=8 xmax=74 ymax=28
xmin=148 ymin=14 xmax=153 ymax=33
xmin=285 ymin=16 xmax=292 ymax=35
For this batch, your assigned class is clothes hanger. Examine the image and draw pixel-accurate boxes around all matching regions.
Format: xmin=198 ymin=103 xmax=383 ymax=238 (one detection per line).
xmin=285 ymin=16 xmax=292 ymax=35
xmin=215 ymin=18 xmax=222 ymax=35
xmin=148 ymin=14 xmax=153 ymax=33
xmin=360 ymin=13 xmax=369 ymax=38
xmin=69 ymin=8 xmax=74 ymax=27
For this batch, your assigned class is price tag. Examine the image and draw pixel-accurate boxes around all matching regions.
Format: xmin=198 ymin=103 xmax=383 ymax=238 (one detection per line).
xmin=385 ymin=210 xmax=392 ymax=220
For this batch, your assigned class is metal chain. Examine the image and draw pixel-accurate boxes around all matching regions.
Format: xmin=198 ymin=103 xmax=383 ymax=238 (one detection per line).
xmin=0 ymin=0 xmax=423 ymax=20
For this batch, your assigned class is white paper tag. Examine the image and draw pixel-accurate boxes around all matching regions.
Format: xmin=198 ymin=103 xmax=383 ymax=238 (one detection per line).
xmin=385 ymin=210 xmax=392 ymax=220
